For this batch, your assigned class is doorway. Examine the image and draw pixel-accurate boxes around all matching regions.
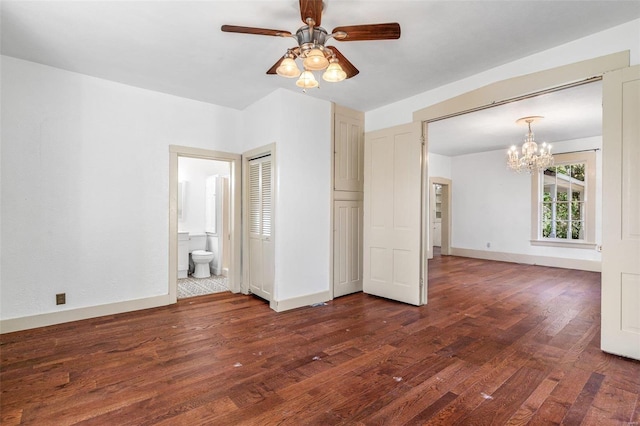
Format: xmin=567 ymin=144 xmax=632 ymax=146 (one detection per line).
xmin=428 ymin=177 xmax=451 ymax=260
xmin=242 ymin=144 xmax=276 ymax=303
xmin=168 ymin=145 xmax=242 ymax=303
xmin=176 ymin=157 xmax=231 ymax=299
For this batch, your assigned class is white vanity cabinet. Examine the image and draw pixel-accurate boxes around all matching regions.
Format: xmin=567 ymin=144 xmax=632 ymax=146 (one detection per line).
xmin=178 ymin=232 xmax=190 ymax=278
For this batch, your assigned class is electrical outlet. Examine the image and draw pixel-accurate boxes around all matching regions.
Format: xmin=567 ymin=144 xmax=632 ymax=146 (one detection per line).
xmin=486 ymin=242 xmax=491 ymax=248
xmin=56 ymin=293 xmax=66 ymax=305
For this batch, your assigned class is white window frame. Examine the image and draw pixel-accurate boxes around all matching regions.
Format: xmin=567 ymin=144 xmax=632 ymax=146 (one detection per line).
xmin=531 ymin=151 xmax=597 ymax=249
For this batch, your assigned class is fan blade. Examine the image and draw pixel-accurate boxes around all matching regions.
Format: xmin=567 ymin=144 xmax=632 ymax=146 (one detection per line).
xmin=327 ymin=46 xmax=359 ymax=79
xmin=299 ymin=0 xmax=322 ymax=26
xmin=266 ymin=56 xmax=285 ymax=75
xmin=221 ymin=25 xmax=291 ymax=37
xmin=332 ymin=23 xmax=401 ymax=41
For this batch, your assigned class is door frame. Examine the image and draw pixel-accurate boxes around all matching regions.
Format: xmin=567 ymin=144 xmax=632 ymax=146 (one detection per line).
xmin=242 ymin=143 xmax=276 ymax=298
xmin=414 ymin=51 xmax=628 ymax=124
xmin=169 ymin=145 xmax=242 ymax=301
xmin=428 ymin=177 xmax=452 ymax=259
xmin=413 ymin=51 xmax=630 ymax=353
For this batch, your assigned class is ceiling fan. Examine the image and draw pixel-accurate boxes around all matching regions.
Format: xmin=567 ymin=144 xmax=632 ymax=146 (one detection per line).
xmin=221 ymin=0 xmax=401 ymax=89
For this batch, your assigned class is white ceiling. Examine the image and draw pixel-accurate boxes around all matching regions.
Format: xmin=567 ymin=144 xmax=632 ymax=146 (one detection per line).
xmin=1 ymin=1 xmax=636 ymax=155
xmin=428 ymin=80 xmax=603 ymax=156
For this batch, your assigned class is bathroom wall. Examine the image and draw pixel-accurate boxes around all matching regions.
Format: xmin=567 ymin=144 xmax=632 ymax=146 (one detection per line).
xmin=1 ymin=56 xmax=241 ymax=322
xmin=178 ymin=157 xmax=229 ymax=275
xmin=177 ymin=157 xmax=229 ymax=235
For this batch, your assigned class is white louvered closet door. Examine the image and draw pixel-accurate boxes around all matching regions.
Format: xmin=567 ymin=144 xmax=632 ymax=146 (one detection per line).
xmin=248 ymin=156 xmax=274 ymax=301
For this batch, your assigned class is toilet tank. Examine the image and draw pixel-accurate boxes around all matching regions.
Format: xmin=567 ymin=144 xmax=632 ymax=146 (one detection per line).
xmin=189 ymin=233 xmax=207 ymax=252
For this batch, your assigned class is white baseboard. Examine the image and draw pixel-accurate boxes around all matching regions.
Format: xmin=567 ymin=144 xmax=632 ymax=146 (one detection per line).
xmin=449 ymin=247 xmax=601 ymax=272
xmin=0 ymin=294 xmax=174 ymax=334
xmin=269 ymin=290 xmax=332 ymax=313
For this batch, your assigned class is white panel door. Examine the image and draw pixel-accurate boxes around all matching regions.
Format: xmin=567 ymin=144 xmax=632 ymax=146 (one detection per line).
xmin=363 ymin=122 xmax=425 ymax=306
xmin=602 ymin=65 xmax=640 ymax=360
xmin=334 ymin=111 xmax=364 ymax=192
xmin=334 ymin=200 xmax=363 ymax=297
xmin=247 ymin=156 xmax=274 ymax=301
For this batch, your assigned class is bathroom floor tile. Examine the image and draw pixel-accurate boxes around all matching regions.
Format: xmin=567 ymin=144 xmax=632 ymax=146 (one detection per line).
xmin=177 ymin=275 xmax=229 ymax=299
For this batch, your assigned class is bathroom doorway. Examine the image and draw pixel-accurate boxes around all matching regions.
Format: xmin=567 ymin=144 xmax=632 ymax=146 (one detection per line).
xmin=176 ymin=157 xmax=231 ymax=299
xmin=427 ymin=177 xmax=451 ymax=260
xmin=168 ymin=145 xmax=242 ymax=303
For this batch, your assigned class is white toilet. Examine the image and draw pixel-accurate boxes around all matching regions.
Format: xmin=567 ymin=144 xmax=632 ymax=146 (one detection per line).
xmin=189 ymin=234 xmax=215 ymax=278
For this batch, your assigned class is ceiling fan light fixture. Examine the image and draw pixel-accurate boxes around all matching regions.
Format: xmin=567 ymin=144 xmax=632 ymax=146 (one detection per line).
xmin=302 ymin=48 xmax=329 ymax=71
xmin=276 ymin=57 xmax=301 ymax=78
xmin=322 ymin=61 xmax=346 ymax=82
xmin=296 ymin=70 xmax=319 ymax=89
xmin=222 ymin=3 xmax=401 ymax=89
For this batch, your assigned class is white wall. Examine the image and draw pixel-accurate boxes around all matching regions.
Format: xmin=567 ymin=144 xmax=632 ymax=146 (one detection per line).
xmin=177 ymin=157 xmax=229 ymax=235
xmin=1 ymin=56 xmax=241 ymax=321
xmin=276 ymin=90 xmax=332 ymax=300
xmin=428 ymin=152 xmax=452 ymax=179
xmin=451 ymin=136 xmax=602 ymax=262
xmin=241 ymin=89 xmax=332 ymax=302
xmin=366 ymin=19 xmax=640 ymax=131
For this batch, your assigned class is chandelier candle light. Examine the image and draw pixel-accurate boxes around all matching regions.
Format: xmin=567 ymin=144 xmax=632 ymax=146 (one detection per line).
xmin=507 ymin=116 xmax=554 ymax=173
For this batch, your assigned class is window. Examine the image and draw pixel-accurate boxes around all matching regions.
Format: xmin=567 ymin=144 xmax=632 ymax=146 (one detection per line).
xmin=542 ymin=163 xmax=585 ymax=239
xmin=531 ymin=151 xmax=597 ymax=248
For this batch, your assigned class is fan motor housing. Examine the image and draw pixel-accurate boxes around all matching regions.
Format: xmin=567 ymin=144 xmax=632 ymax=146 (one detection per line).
xmin=295 ymin=25 xmax=329 ymax=49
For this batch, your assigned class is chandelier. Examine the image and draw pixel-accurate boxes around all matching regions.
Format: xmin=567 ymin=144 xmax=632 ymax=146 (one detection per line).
xmin=507 ymin=116 xmax=553 ymax=173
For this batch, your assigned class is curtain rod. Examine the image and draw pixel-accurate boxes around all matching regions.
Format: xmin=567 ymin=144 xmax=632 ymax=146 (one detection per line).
xmin=554 ymin=148 xmax=600 ymax=155
xmin=425 ymin=76 xmax=603 ymax=124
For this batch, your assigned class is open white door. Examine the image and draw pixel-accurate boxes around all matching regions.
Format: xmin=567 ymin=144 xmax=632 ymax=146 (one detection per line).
xmin=601 ymin=65 xmax=640 ymax=360
xmin=363 ymin=122 xmax=425 ymax=306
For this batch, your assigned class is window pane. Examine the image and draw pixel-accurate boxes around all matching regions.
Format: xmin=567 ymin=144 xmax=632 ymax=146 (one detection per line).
xmin=555 ymin=220 xmax=568 ymax=239
xmin=571 ymin=201 xmax=585 ymax=221
xmin=557 ymin=165 xmax=569 ymax=176
xmin=571 ymin=220 xmax=584 ymax=240
xmin=556 ymin=201 xmax=569 ymax=220
xmin=542 ymin=218 xmax=553 ymax=238
xmin=570 ymin=163 xmax=585 ymax=182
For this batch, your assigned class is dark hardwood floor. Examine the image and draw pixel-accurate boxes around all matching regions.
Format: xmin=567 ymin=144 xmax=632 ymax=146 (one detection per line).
xmin=2 ymin=255 xmax=639 ymax=425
